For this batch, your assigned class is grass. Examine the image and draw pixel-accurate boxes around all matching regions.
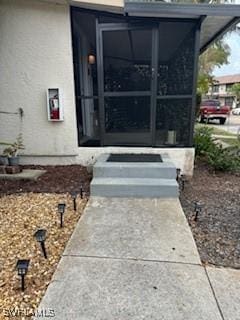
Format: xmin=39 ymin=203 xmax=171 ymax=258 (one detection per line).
xmin=220 ymin=138 xmax=240 ymax=147
xmin=195 ymin=122 xmax=239 ymax=147
xmin=195 ymin=123 xmax=237 ymax=137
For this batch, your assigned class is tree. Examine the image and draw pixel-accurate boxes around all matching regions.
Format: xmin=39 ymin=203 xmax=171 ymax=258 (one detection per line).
xmin=197 ymin=73 xmax=213 ymax=95
xmin=199 ymin=41 xmax=230 ymax=75
xmin=230 ymin=83 xmax=240 ymax=106
xmin=198 ymin=41 xmax=230 ymax=95
xmin=197 ymin=40 xmax=230 ymax=96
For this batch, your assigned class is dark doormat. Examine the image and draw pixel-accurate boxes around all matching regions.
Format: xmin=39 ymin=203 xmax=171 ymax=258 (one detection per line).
xmin=81 ymin=139 xmax=101 ymax=147
xmin=107 ymin=153 xmax=163 ymax=162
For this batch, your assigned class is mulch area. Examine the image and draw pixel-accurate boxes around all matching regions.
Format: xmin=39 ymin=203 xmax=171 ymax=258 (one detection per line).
xmin=180 ymin=160 xmax=240 ymax=269
xmin=0 ymin=165 xmax=91 ymax=319
xmin=0 ymin=165 xmax=92 ymax=196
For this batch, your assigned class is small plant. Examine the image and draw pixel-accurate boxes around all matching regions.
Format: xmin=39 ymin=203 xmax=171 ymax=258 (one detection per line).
xmin=194 ymin=125 xmax=240 ymax=173
xmin=226 ymin=143 xmax=240 ymax=170
xmin=3 ymin=134 xmax=24 ymax=158
xmin=0 ymin=141 xmax=11 ymax=146
xmin=207 ymin=144 xmax=238 ymax=172
xmin=194 ymin=126 xmax=215 ymax=157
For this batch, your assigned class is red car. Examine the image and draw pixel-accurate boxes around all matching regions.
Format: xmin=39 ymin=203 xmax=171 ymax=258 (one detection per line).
xmin=199 ymin=99 xmax=230 ymax=125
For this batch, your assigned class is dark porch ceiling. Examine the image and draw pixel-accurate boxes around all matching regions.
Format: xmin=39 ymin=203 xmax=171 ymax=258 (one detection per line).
xmin=124 ymin=1 xmax=240 ymax=53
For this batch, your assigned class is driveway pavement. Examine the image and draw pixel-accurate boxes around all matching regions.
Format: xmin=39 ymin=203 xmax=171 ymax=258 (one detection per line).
xmin=222 ymin=115 xmax=240 ymax=134
xmin=35 ymin=197 xmax=240 ymax=320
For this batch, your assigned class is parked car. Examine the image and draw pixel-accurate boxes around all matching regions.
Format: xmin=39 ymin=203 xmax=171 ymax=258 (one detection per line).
xmin=199 ymin=99 xmax=230 ymax=125
xmin=232 ymin=107 xmax=240 ymax=115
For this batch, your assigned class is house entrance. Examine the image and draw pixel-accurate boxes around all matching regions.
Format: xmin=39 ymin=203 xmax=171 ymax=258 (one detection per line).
xmin=71 ymin=8 xmax=198 ymax=147
xmin=97 ymin=24 xmax=157 ymax=146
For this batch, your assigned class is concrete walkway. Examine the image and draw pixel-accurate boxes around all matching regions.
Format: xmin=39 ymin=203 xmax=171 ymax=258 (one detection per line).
xmin=37 ymin=197 xmax=240 ymax=319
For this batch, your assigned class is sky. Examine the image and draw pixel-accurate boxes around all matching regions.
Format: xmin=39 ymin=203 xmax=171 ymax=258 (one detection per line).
xmin=213 ymin=0 xmax=240 ymax=77
xmin=213 ymin=30 xmax=240 ymax=77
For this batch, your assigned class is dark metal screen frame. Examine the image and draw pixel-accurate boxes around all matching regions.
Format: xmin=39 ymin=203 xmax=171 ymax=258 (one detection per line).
xmin=70 ymin=7 xmax=203 ymax=147
xmin=189 ymin=17 xmax=205 ymax=146
xmin=97 ymin=21 xmax=158 ymax=146
xmin=96 ymin=17 xmax=202 ymax=147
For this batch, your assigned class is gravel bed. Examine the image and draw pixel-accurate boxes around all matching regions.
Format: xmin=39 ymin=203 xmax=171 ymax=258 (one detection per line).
xmin=0 ymin=193 xmax=88 ymax=319
xmin=0 ymin=165 xmax=90 ymax=319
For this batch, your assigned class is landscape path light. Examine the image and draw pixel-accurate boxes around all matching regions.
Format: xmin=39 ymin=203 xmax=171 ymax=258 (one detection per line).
xmin=16 ymin=259 xmax=30 ymax=292
xmin=194 ymin=201 xmax=203 ymax=221
xmin=71 ymin=191 xmax=77 ymax=211
xmin=180 ymin=174 xmax=187 ymax=191
xmin=176 ymin=168 xmax=181 ymax=181
xmin=80 ymin=185 xmax=83 ymax=199
xmin=58 ymin=203 xmax=66 ymax=228
xmin=34 ymin=229 xmax=47 ymax=259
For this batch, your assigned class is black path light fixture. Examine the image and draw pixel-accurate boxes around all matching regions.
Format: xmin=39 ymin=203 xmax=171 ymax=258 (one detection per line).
xmin=194 ymin=201 xmax=203 ymax=222
xmin=58 ymin=203 xmax=66 ymax=228
xmin=71 ymin=191 xmax=77 ymax=211
xmin=179 ymin=174 xmax=187 ymax=191
xmin=34 ymin=229 xmax=47 ymax=259
xmin=16 ymin=259 xmax=30 ymax=292
xmin=176 ymin=168 xmax=181 ymax=181
xmin=80 ymin=185 xmax=83 ymax=199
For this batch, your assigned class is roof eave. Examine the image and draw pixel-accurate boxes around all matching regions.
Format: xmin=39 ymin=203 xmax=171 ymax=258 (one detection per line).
xmin=124 ymin=2 xmax=240 ymax=53
xmin=200 ymin=16 xmax=240 ymax=53
xmin=124 ymin=2 xmax=240 ymax=18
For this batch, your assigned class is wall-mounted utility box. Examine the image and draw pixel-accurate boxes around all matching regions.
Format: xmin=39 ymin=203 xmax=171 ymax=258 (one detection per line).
xmin=47 ymin=88 xmax=63 ymax=121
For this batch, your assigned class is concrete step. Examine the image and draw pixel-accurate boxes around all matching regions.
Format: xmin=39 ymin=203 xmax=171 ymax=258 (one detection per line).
xmin=91 ymin=177 xmax=179 ymax=198
xmin=93 ymin=162 xmax=177 ymax=179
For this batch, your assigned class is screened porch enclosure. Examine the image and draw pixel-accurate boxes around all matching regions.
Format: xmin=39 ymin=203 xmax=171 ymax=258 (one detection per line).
xmin=71 ymin=8 xmax=198 ymax=147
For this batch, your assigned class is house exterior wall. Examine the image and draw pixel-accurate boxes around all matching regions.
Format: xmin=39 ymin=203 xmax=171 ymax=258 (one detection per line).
xmin=219 ymin=84 xmax=226 ymax=94
xmin=207 ymin=76 xmax=240 ymax=108
xmin=72 ymin=0 xmax=123 ymax=8
xmin=20 ymin=147 xmax=195 ymax=177
xmin=75 ymin=147 xmax=195 ymax=177
xmin=208 ymin=83 xmax=236 ymax=107
xmin=0 ymin=0 xmax=195 ymax=176
xmin=210 ymin=84 xmax=232 ymax=106
xmin=0 ymin=0 xmax=78 ymax=158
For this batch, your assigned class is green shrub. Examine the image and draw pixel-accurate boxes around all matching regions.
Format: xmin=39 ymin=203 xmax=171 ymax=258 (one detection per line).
xmin=226 ymin=143 xmax=240 ymax=157
xmin=194 ymin=126 xmax=240 ymax=172
xmin=207 ymin=144 xmax=238 ymax=172
xmin=194 ymin=126 xmax=215 ymax=157
xmin=225 ymin=144 xmax=240 ymax=171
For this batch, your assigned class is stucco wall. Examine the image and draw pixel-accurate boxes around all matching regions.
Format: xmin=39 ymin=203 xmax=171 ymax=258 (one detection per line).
xmin=0 ymin=0 xmax=195 ymax=176
xmin=75 ymin=147 xmax=195 ymax=177
xmin=20 ymin=147 xmax=194 ymax=176
xmin=0 ymin=0 xmax=78 ymax=157
xmin=71 ymin=0 xmax=123 ymax=10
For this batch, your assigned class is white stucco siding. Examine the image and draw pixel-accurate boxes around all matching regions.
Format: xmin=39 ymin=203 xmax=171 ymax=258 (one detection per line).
xmin=75 ymin=147 xmax=195 ymax=177
xmin=19 ymin=147 xmax=194 ymax=176
xmin=71 ymin=0 xmax=123 ymax=11
xmin=0 ymin=0 xmax=195 ymax=176
xmin=0 ymin=0 xmax=78 ymax=156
